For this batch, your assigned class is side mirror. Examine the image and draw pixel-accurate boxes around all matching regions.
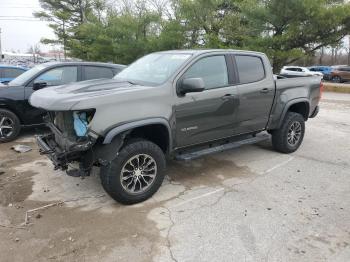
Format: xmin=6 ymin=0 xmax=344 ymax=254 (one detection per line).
xmin=179 ymin=78 xmax=205 ymax=95
xmin=33 ymin=81 xmax=47 ymax=90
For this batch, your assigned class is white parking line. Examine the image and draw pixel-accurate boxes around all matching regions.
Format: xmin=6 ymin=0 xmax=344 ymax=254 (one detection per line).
xmin=263 ymin=157 xmax=294 ymax=174
xmin=172 ymin=188 xmax=225 ymax=208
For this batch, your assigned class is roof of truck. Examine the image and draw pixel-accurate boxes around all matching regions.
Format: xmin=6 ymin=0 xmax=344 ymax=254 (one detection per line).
xmin=156 ymin=49 xmax=266 ymax=56
xmin=38 ymin=61 xmax=126 ymax=69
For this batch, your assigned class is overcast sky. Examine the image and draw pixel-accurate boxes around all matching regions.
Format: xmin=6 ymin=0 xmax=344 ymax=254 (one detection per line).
xmin=0 ymin=0 xmax=348 ymax=54
xmin=0 ymin=0 xmax=54 ymax=53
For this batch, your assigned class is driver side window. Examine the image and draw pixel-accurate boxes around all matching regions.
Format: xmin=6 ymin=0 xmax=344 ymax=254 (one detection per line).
xmin=34 ymin=66 xmax=78 ymax=86
xmin=183 ymin=56 xmax=228 ymax=90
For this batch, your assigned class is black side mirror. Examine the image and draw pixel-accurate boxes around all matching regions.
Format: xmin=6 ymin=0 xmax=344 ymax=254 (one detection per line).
xmin=33 ymin=81 xmax=47 ymax=90
xmin=179 ymin=78 xmax=205 ymax=95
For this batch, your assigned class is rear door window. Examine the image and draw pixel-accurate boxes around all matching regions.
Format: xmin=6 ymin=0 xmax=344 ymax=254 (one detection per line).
xmin=3 ymin=68 xmax=25 ymax=78
xmin=286 ymin=68 xmax=302 ymax=72
xmin=83 ymin=66 xmax=115 ymax=80
xmin=235 ymin=55 xmax=265 ymax=84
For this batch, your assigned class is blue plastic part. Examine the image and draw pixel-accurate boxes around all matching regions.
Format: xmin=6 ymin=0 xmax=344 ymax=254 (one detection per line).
xmin=73 ymin=112 xmax=88 ymax=137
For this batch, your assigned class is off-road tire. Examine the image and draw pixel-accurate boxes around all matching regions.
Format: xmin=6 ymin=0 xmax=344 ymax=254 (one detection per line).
xmin=100 ymin=139 xmax=166 ymax=205
xmin=0 ymin=109 xmax=21 ymax=143
xmin=271 ymin=112 xmax=305 ymax=153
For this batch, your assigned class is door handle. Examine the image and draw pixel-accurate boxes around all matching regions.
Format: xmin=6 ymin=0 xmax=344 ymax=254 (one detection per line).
xmin=221 ymin=94 xmax=236 ymax=100
xmin=260 ymin=88 xmax=271 ymax=94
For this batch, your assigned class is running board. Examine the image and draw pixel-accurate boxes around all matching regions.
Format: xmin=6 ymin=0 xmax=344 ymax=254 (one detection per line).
xmin=175 ymin=133 xmax=270 ymax=161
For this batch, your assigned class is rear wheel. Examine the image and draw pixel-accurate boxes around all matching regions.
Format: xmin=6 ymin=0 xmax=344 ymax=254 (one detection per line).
xmin=0 ymin=109 xmax=21 ymax=143
xmin=271 ymin=112 xmax=305 ymax=153
xmin=100 ymin=139 xmax=166 ymax=205
xmin=332 ymin=76 xmax=342 ymax=83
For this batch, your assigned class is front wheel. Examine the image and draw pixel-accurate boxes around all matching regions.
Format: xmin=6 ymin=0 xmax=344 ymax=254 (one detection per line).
xmin=0 ymin=109 xmax=21 ymax=143
xmin=332 ymin=76 xmax=342 ymax=83
xmin=271 ymin=112 xmax=305 ymax=153
xmin=100 ymin=139 xmax=166 ymax=205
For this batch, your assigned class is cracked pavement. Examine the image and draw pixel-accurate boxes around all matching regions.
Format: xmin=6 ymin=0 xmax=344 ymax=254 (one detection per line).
xmin=0 ymin=92 xmax=349 ymax=261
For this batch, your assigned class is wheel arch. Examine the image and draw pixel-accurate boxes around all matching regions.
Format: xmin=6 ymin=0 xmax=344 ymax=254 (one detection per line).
xmin=102 ymin=118 xmax=172 ymax=154
xmin=278 ymin=99 xmax=310 ymax=128
xmin=0 ymin=102 xmax=23 ymax=124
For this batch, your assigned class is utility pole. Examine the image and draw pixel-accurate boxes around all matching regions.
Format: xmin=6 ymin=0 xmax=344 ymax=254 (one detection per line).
xmin=0 ymin=27 xmax=3 ymax=62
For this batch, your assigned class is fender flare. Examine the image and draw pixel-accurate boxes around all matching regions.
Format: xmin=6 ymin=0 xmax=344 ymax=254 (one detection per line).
xmin=102 ymin=117 xmax=172 ymax=149
xmin=278 ymin=98 xmax=310 ymax=128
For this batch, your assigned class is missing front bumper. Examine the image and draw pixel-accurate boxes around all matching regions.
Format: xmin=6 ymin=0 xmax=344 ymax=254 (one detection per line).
xmin=36 ymin=133 xmax=94 ymax=171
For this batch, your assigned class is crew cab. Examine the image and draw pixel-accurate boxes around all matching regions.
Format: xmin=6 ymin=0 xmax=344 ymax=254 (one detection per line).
xmin=30 ymin=50 xmax=322 ymax=205
xmin=0 ymin=62 xmax=125 ymax=142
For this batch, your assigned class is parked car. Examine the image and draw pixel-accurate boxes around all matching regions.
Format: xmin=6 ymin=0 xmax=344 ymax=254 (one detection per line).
xmin=280 ymin=66 xmax=323 ymax=77
xmin=274 ymin=74 xmax=286 ymax=80
xmin=0 ymin=61 xmax=126 ymax=142
xmin=330 ymin=66 xmax=350 ymax=83
xmin=308 ymin=66 xmax=333 ymax=80
xmin=0 ymin=65 xmax=28 ymax=84
xmin=30 ymin=49 xmax=322 ymax=205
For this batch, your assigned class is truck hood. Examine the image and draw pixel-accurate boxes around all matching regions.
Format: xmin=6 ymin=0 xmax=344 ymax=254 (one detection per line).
xmin=29 ymin=78 xmax=152 ymax=111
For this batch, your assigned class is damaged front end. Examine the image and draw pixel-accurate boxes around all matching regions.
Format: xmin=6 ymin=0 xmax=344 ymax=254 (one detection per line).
xmin=37 ymin=110 xmax=97 ymax=176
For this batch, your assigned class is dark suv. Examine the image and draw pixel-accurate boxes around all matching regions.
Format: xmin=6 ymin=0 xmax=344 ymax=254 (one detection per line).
xmin=330 ymin=66 xmax=350 ymax=83
xmin=0 ymin=62 xmax=125 ymax=142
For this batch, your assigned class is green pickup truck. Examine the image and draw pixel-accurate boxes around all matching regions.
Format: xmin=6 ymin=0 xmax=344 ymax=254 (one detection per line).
xmin=30 ymin=49 xmax=322 ymax=204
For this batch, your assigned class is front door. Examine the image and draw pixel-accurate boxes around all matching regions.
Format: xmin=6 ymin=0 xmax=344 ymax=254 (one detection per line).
xmin=24 ymin=66 xmax=79 ymax=124
xmin=175 ymin=55 xmax=239 ymax=148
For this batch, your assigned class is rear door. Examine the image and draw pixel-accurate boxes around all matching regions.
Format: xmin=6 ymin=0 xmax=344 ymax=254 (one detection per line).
xmin=175 ymin=54 xmax=239 ymax=148
xmin=233 ymin=54 xmax=275 ymax=134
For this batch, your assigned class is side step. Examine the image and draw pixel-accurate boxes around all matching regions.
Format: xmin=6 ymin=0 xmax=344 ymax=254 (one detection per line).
xmin=175 ymin=133 xmax=270 ymax=161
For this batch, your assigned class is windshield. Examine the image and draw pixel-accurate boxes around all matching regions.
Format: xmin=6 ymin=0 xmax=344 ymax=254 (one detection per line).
xmin=114 ymin=53 xmax=192 ymax=86
xmin=8 ymin=64 xmax=46 ymax=86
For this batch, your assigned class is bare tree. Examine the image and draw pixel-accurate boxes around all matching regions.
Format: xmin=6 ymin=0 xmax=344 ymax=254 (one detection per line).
xmin=27 ymin=44 xmax=41 ymax=63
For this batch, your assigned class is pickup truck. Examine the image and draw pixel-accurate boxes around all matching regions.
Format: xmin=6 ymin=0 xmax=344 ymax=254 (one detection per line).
xmin=29 ymin=49 xmax=322 ymax=205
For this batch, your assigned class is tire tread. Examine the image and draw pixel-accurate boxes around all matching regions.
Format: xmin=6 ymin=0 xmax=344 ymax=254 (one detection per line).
xmin=0 ymin=109 xmax=21 ymax=143
xmin=271 ymin=112 xmax=305 ymax=154
xmin=100 ymin=139 xmax=166 ymax=205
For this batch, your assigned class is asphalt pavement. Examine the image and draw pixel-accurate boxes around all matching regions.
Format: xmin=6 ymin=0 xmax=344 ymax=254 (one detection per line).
xmin=0 ymin=92 xmax=349 ymax=262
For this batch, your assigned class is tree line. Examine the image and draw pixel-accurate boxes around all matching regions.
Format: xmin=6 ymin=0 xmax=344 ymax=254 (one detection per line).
xmin=34 ymin=0 xmax=350 ymax=72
